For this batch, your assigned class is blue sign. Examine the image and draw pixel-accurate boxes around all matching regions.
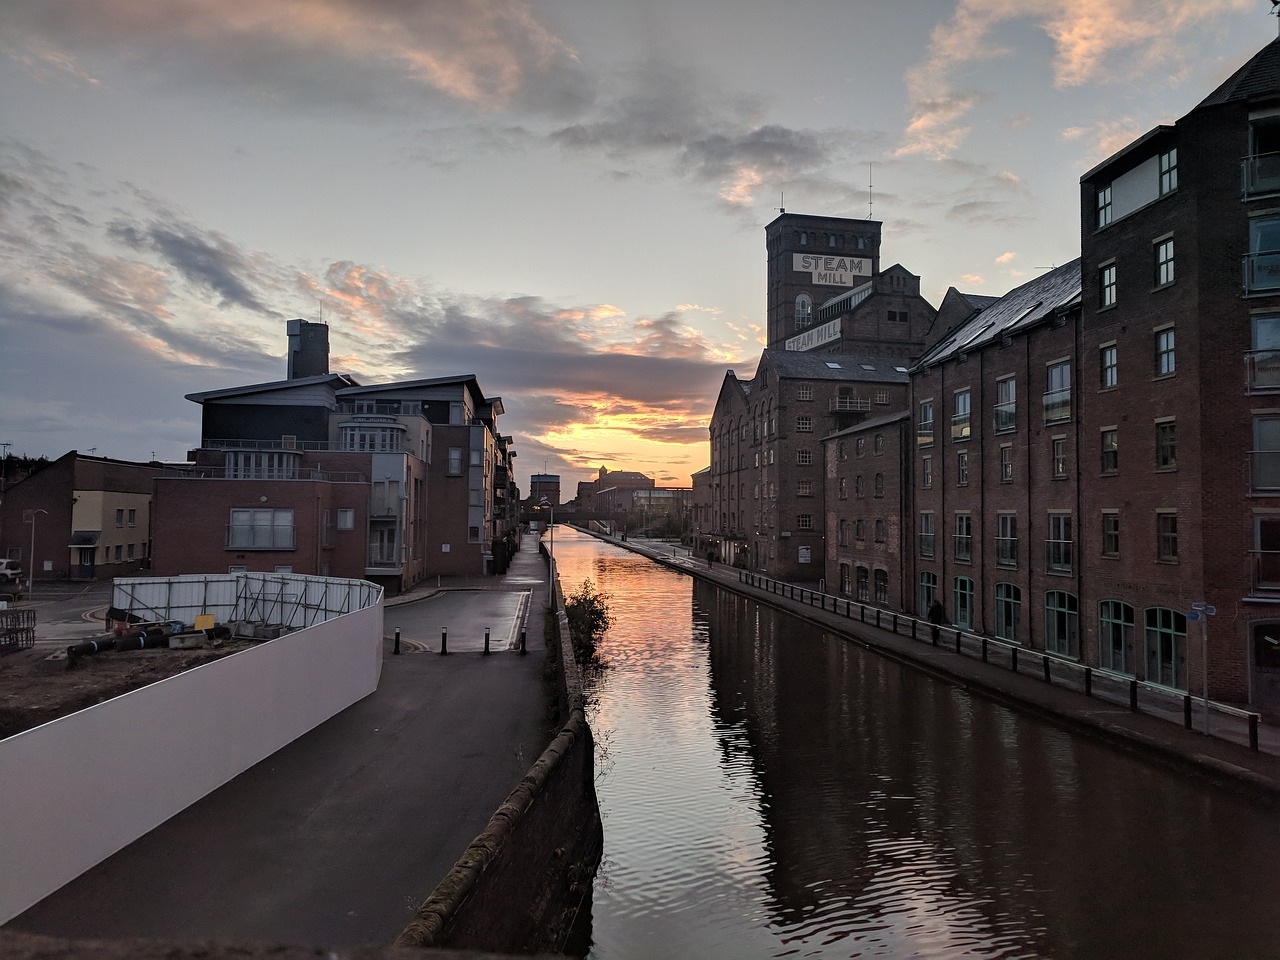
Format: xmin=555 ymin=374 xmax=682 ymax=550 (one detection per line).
xmin=1187 ymin=610 xmax=1202 ymax=622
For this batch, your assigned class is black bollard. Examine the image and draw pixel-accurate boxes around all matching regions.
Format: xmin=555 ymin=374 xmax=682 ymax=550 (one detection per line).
xmin=483 ymin=627 xmax=491 ymax=656
xmin=519 ymin=627 xmax=527 ymax=655
xmin=394 ymin=627 xmax=401 ymax=655
xmin=440 ymin=627 xmax=448 ymax=655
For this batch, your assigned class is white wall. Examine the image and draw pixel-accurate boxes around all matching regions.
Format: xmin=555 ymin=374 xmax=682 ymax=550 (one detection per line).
xmin=0 ymin=600 xmax=384 ymax=924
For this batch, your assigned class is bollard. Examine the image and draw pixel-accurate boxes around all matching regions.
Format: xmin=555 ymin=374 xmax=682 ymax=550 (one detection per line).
xmin=1250 ymin=714 xmax=1259 ymax=752
xmin=1042 ymin=655 xmax=1051 ymax=683
xmin=1129 ymin=678 xmax=1138 ymax=711
xmin=912 ymin=619 xmax=918 ymax=640
xmin=1183 ymin=695 xmax=1192 ymax=729
xmin=484 ymin=626 xmax=490 ymax=656
xmin=394 ymin=627 xmax=401 ymax=656
xmin=440 ymin=627 xmax=449 ymax=656
xmin=1084 ymin=666 xmax=1092 ymax=696
xmin=892 ymin=613 xmax=898 ymax=634
xmin=520 ymin=626 xmax=527 ymax=655
xmin=875 ymin=610 xmax=881 ymax=629
xmin=981 ymin=637 xmax=988 ymax=662
xmin=955 ymin=630 xmax=962 ymax=654
xmin=1011 ymin=647 xmax=1018 ymax=671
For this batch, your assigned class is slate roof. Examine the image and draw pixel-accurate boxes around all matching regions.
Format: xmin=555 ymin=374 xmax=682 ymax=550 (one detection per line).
xmin=764 ymin=348 xmax=911 ymax=385
xmin=1198 ymin=37 xmax=1280 ymax=108
xmin=913 ymin=260 xmax=1081 ymax=369
xmin=826 ymin=409 xmax=910 ymax=440
xmin=185 ymin=373 xmax=359 ymax=404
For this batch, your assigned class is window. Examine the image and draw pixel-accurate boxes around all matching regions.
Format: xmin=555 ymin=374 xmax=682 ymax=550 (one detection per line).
xmin=837 ymin=478 xmax=847 ymax=499
xmin=447 ymin=447 xmax=464 ymax=475
xmin=1102 ymin=511 xmax=1120 ymax=557
xmin=337 ymin=508 xmax=355 ymax=531
xmin=874 ymin=433 xmax=885 ymax=454
xmin=917 ymin=400 xmax=935 ymax=447
xmin=921 ymin=456 xmax=933 ymax=489
xmin=957 ymin=451 xmax=969 ymax=486
xmin=954 ymin=513 xmax=972 ymax=562
xmin=838 ymin=519 xmax=849 ymax=546
xmin=114 ymin=545 xmax=122 ymax=561
xmin=874 ymin=519 xmax=886 ymax=543
xmin=953 ymin=577 xmax=974 ymax=630
xmin=127 ymin=509 xmax=137 ymax=527
xmin=1248 ymin=316 xmax=1280 ymax=391
xmin=1045 ymin=591 xmax=1080 ymax=659
xmin=795 ymin=294 xmax=813 ymax=329
xmin=1100 ymin=600 xmax=1135 ymax=674
xmin=1047 ymin=513 xmax=1073 ymax=573
xmin=797 ymin=449 xmax=813 ymax=465
xmin=1000 ymin=445 xmax=1013 ymax=483
xmin=1255 ymin=416 xmax=1280 ymax=490
xmin=127 ymin=543 xmax=135 ymax=560
xmin=837 ymin=441 xmax=847 ymax=461
xmin=797 ymin=383 xmax=814 ymax=401
xmin=798 ymin=513 xmax=814 ymax=531
xmin=469 ymin=488 xmax=484 ymax=507
xmin=996 ymin=513 xmax=1018 ymax=567
xmin=856 ymin=437 xmax=866 ymax=456
xmin=1101 ymin=429 xmax=1118 ymax=474
xmin=1053 ymin=437 xmax=1068 ymax=479
xmin=952 ymin=390 xmax=971 ymax=441
xmin=228 ymin=508 xmax=295 ymax=550
xmin=1100 ymin=262 xmax=1117 ymax=307
xmin=797 ymin=479 xmax=814 ymax=497
xmin=1156 ymin=420 xmax=1177 ymax=470
xmin=857 ymin=567 xmax=870 ymax=601
xmin=1044 ymin=361 xmax=1072 ymax=422
xmin=919 ymin=513 xmax=935 ymax=558
xmin=1155 ymin=238 xmax=1175 ymax=287
xmin=1159 ymin=147 xmax=1178 ymax=195
xmin=840 ymin=562 xmax=852 ymax=595
xmin=1246 ymin=217 xmax=1280 ymax=293
xmin=875 ymin=390 xmax=890 ymax=405
xmin=994 ymin=378 xmax=1016 ymax=432
xmin=874 ymin=570 xmax=889 ymax=604
xmin=115 ymin=509 xmax=124 ymax=528
xmin=1155 ymin=327 xmax=1175 ymax=376
xmin=1157 ymin=511 xmax=1179 ymax=561
xmin=1096 ymin=184 xmax=1113 ymax=228
xmin=873 ymin=473 xmax=884 ymax=498
xmin=995 ymin=583 xmax=1021 ymax=643
xmin=1146 ymin=607 xmax=1188 ymax=688
xmin=919 ymin=572 xmax=939 ymax=616
xmin=797 ymin=416 xmax=814 ymax=432
xmin=856 ymin=519 xmax=865 ymax=541
xmin=469 ymin=526 xmax=481 ymax=543
xmin=1101 ymin=344 xmax=1118 ymax=389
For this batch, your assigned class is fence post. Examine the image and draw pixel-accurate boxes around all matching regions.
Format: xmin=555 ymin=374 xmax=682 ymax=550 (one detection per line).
xmin=1084 ymin=666 xmax=1091 ymax=696
xmin=1011 ymin=647 xmax=1018 ymax=672
xmin=911 ymin=619 xmax=918 ymax=640
xmin=1042 ymin=655 xmax=1051 ymax=683
xmin=1250 ymin=714 xmax=1259 ymax=752
xmin=484 ymin=626 xmax=491 ymax=656
xmin=394 ymin=627 xmax=401 ymax=655
xmin=1183 ymin=695 xmax=1192 ymax=729
xmin=440 ymin=627 xmax=448 ymax=656
xmin=520 ymin=626 xmax=527 ymax=655
xmin=876 ymin=610 xmax=882 ymax=629
xmin=955 ymin=629 xmax=962 ymax=654
xmin=1129 ymin=679 xmax=1138 ymax=711
xmin=981 ymin=637 xmax=988 ymax=662
xmin=892 ymin=613 xmax=898 ymax=633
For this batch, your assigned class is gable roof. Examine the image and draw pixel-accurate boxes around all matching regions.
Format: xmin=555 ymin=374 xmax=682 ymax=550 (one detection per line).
xmin=914 ymin=260 xmax=1082 ymax=369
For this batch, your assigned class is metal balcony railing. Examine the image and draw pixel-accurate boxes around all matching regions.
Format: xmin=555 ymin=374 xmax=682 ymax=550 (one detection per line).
xmin=995 ymin=536 xmax=1018 ymax=567
xmin=1250 ymin=450 xmax=1280 ymax=491
xmin=225 ymin=525 xmax=295 ymax=550
xmin=1246 ymin=350 xmax=1280 ymax=392
xmin=1244 ymin=252 xmax=1280 ymax=294
xmin=830 ymin=397 xmax=871 ymax=412
xmin=1042 ymin=388 xmax=1071 ymax=424
xmin=951 ymin=413 xmax=971 ymax=441
xmin=916 ymin=424 xmax=935 ymax=448
xmin=993 ymin=401 xmax=1016 ymax=433
xmin=1045 ymin=538 xmax=1074 ymax=573
xmin=918 ymin=533 xmax=935 ymax=558
xmin=1242 ymin=152 xmax=1280 ymax=197
xmin=953 ymin=534 xmax=972 ymax=562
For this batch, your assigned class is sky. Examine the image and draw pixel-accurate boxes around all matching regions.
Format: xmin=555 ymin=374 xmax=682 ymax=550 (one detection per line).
xmin=0 ymin=1 xmax=1273 ymax=490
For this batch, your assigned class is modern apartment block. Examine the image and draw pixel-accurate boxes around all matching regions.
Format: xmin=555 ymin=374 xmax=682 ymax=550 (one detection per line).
xmin=151 ymin=322 xmax=520 ymax=593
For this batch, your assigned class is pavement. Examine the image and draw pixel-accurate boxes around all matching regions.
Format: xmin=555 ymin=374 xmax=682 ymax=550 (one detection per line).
xmin=3 ymin=539 xmax=558 ymax=950
xmin=601 ymin=532 xmax=1280 ymax=805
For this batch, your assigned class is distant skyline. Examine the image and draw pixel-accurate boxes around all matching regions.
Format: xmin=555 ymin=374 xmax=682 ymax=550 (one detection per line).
xmin=0 ymin=1 xmax=1272 ymax=489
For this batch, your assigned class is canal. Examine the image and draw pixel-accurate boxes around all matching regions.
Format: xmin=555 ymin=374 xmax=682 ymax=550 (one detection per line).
xmin=550 ymin=528 xmax=1280 ymax=960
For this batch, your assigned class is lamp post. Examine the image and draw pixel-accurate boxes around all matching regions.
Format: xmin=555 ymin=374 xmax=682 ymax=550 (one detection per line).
xmin=26 ymin=508 xmax=47 ymax=601
xmin=537 ymin=504 xmax=552 ymax=609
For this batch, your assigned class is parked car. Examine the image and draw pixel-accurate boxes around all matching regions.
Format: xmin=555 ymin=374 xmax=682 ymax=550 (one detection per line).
xmin=0 ymin=559 xmax=22 ymax=583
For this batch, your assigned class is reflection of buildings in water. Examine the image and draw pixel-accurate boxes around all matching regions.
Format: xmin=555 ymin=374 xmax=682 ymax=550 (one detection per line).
xmin=699 ymin=580 xmax=1065 ymax=950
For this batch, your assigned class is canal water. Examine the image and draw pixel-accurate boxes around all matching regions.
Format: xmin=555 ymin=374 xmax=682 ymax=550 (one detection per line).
xmin=550 ymin=528 xmax=1280 ymax=960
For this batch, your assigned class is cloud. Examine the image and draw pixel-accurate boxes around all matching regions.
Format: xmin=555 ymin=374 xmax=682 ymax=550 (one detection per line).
xmin=897 ymin=0 xmax=1257 ymax=159
xmin=994 ymin=251 xmax=1017 ymax=264
xmin=0 ymin=0 xmax=592 ymax=117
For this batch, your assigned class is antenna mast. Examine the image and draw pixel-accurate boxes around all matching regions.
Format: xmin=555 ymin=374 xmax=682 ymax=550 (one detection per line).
xmin=867 ymin=162 xmax=874 ymax=220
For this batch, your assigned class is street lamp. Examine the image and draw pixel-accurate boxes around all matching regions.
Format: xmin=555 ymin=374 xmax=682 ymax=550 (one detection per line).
xmin=25 ymin=508 xmax=47 ymax=601
xmin=537 ymin=499 xmax=552 ymax=604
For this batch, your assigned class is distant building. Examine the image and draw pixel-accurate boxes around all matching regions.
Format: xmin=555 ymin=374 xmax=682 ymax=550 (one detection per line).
xmin=527 ymin=474 xmax=561 ymax=507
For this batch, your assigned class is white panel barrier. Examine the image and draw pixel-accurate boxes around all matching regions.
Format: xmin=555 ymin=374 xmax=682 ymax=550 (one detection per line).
xmin=0 ymin=575 xmax=384 ymax=924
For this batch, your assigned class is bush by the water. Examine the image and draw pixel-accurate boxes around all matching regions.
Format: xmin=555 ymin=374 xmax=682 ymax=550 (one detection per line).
xmin=565 ymin=579 xmax=612 ymax=669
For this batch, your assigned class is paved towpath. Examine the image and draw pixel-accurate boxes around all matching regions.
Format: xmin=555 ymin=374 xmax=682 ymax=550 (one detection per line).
xmin=5 ymin=541 xmax=556 ymax=950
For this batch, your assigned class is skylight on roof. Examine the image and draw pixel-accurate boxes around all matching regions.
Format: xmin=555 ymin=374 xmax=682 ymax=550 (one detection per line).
xmin=860 ymin=363 xmax=876 ymax=371
xmin=895 ymin=366 xmax=908 ymax=373
xmin=825 ymin=362 xmax=842 ymax=368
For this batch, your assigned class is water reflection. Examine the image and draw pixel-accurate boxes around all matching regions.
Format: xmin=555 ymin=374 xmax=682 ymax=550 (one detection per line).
xmin=552 ymin=530 xmax=1280 ymax=959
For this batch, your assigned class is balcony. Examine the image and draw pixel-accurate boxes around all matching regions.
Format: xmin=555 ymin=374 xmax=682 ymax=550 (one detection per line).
xmin=1042 ymin=389 xmax=1071 ymax=424
xmin=918 ymin=533 xmax=935 ymax=559
xmin=1246 ymin=350 xmax=1280 ymax=393
xmin=950 ymin=413 xmax=971 ymax=442
xmin=1243 ymin=152 xmax=1280 ymax=197
xmin=993 ymin=401 xmax=1016 ymax=433
xmin=830 ymin=397 xmax=871 ymax=412
xmin=953 ymin=534 xmax=972 ymax=562
xmin=1244 ymin=252 xmax=1280 ymax=294
xmin=995 ymin=536 xmax=1018 ymax=567
xmin=1251 ymin=450 xmax=1280 ymax=492
xmin=916 ymin=423 xmax=935 ymax=448
xmin=1045 ymin=538 xmax=1074 ymax=573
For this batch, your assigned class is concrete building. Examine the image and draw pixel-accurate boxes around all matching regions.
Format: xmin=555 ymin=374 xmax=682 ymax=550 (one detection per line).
xmin=527 ymin=474 xmax=561 ymax=507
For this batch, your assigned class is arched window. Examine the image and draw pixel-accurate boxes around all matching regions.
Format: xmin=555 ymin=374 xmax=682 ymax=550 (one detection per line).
xmin=918 ymin=572 xmax=938 ymax=615
xmin=1099 ymin=600 xmax=1134 ymax=674
xmin=995 ymin=582 xmax=1021 ymax=643
xmin=857 ymin=566 xmax=870 ymax=601
xmin=1045 ymin=591 xmax=1079 ymax=658
xmin=1145 ymin=607 xmax=1188 ymax=688
xmin=799 ymin=231 xmax=808 ymax=246
xmin=795 ymin=294 xmax=813 ymax=330
xmin=874 ymin=569 xmax=889 ymax=604
xmin=954 ymin=576 xmax=974 ymax=629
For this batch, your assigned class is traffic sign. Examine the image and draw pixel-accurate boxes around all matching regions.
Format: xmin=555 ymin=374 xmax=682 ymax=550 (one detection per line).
xmin=1205 ymin=605 xmax=1217 ymax=616
xmin=1191 ymin=602 xmax=1206 ymax=611
xmin=1187 ymin=610 xmax=1202 ymax=622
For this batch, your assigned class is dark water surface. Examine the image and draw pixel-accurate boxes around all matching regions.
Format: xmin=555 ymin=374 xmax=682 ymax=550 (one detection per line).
xmin=551 ymin=529 xmax=1280 ymax=960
